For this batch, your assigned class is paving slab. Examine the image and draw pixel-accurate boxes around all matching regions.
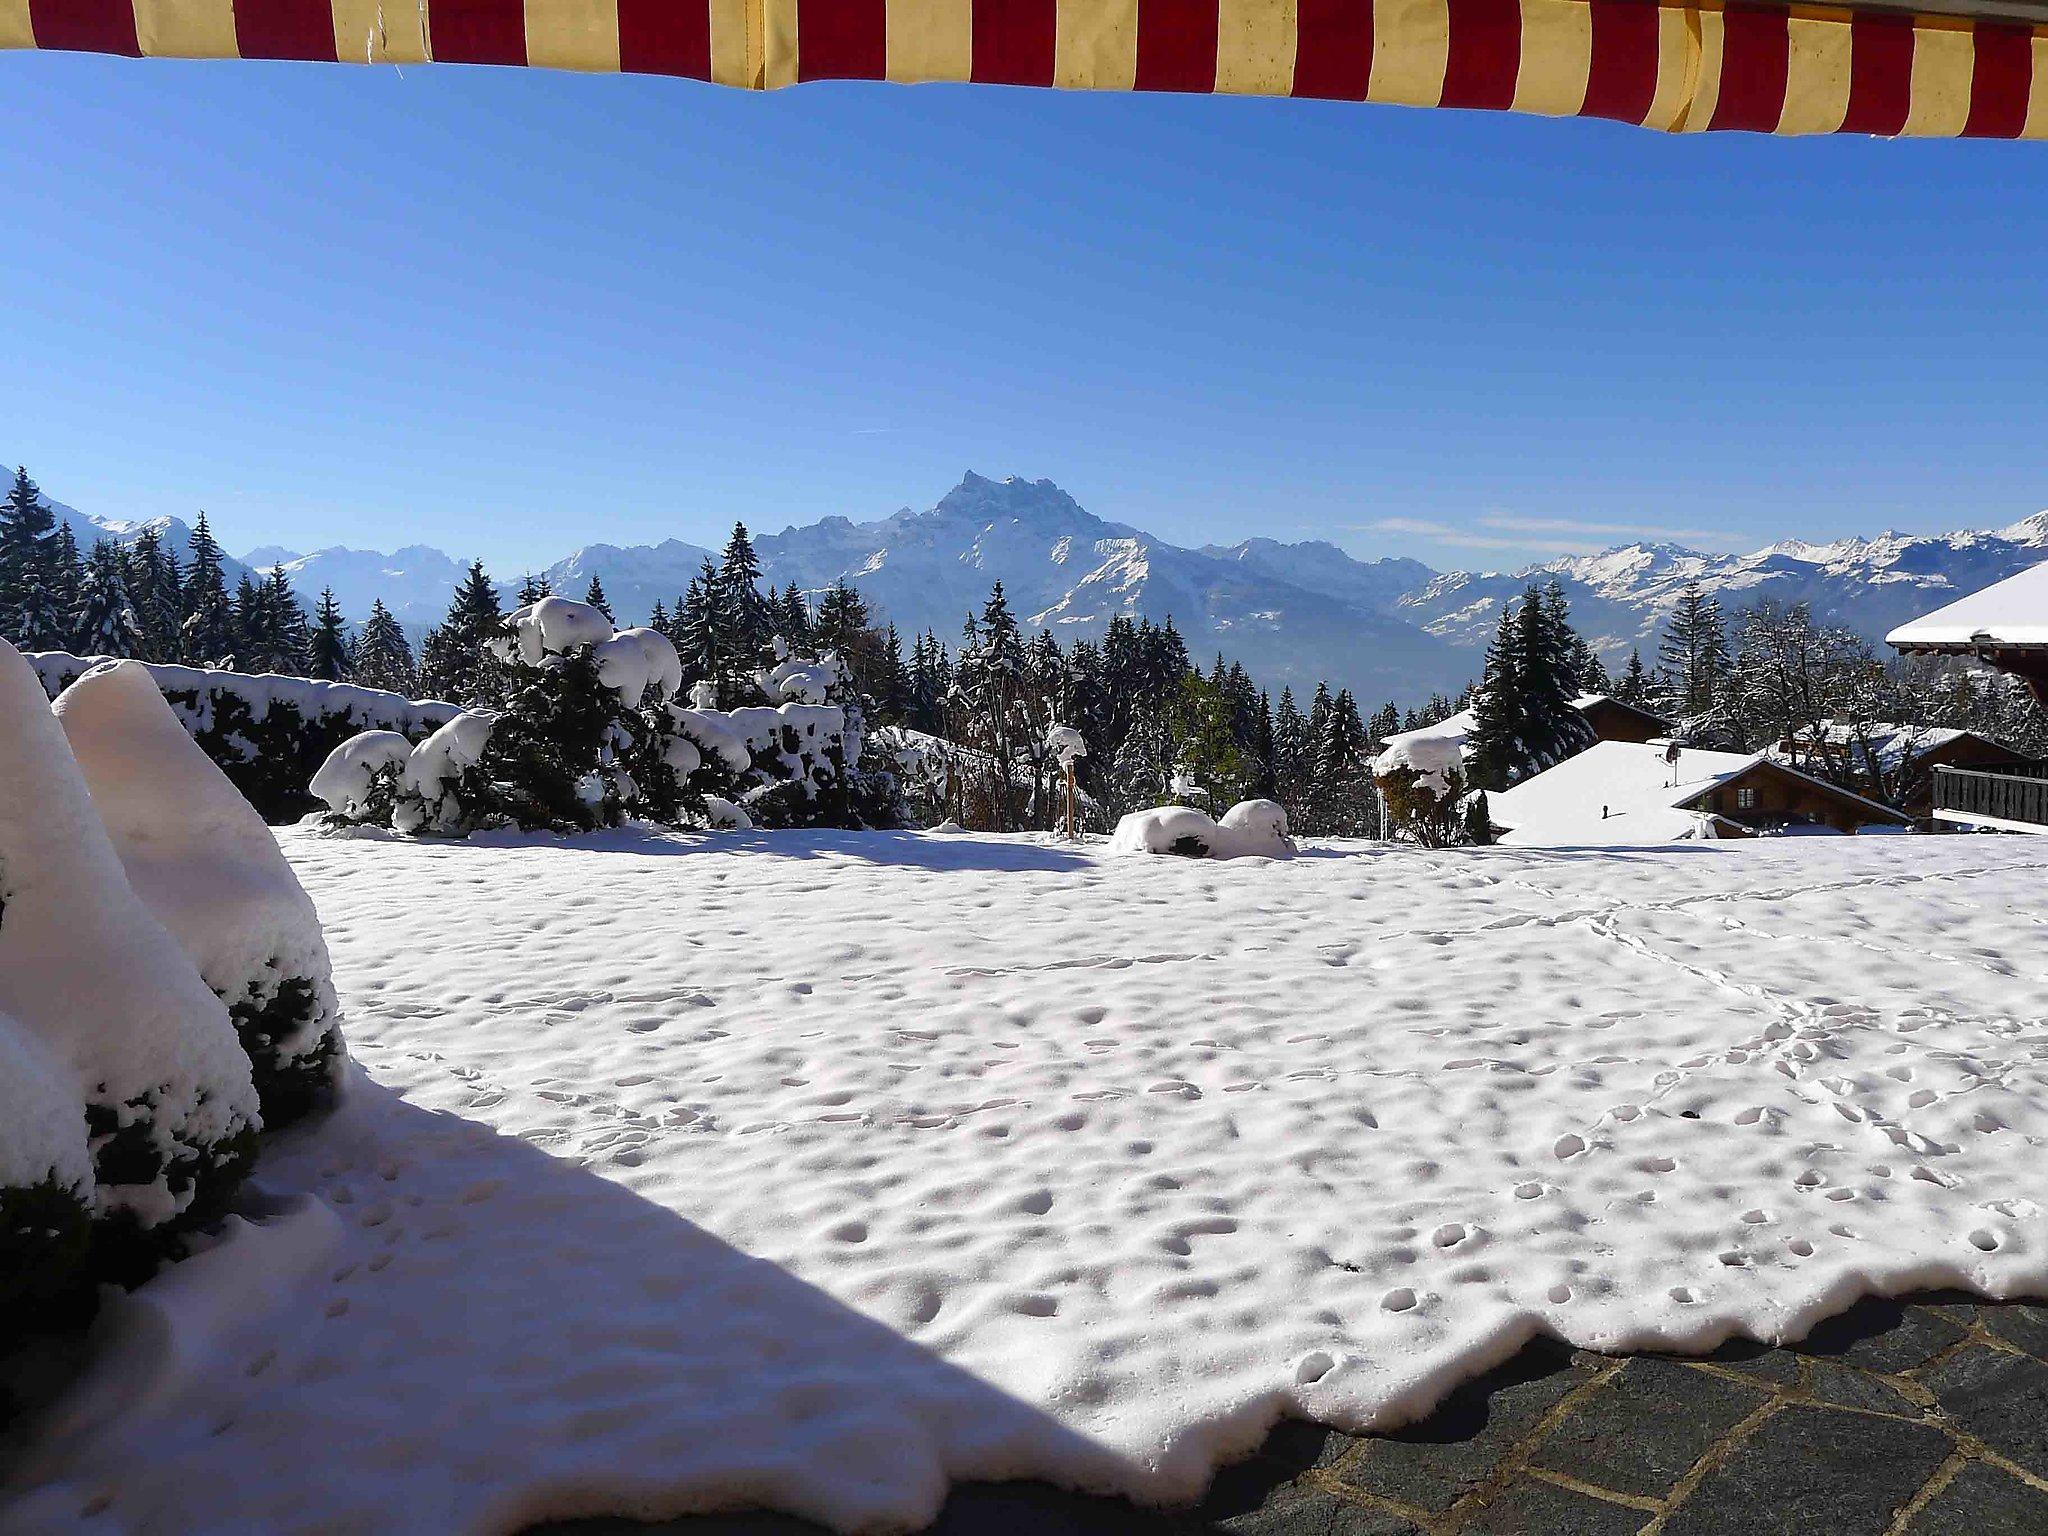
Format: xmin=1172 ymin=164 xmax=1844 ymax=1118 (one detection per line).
xmin=527 ymin=1297 xmax=2048 ymax=1536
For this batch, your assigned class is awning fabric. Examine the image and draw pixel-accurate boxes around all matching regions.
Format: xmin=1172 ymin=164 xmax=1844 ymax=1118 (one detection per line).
xmin=3 ymin=0 xmax=2043 ymax=139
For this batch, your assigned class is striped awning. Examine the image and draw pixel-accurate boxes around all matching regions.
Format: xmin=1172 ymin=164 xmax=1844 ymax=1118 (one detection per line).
xmin=4 ymin=0 xmax=2044 ymax=139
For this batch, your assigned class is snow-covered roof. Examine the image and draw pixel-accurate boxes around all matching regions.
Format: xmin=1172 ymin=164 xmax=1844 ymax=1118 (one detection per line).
xmin=1377 ymin=709 xmax=1475 ymax=756
xmin=1488 ymin=740 xmax=1907 ymax=845
xmin=1778 ymin=721 xmax=1986 ymax=775
xmin=1887 ymin=559 xmax=2048 ymax=650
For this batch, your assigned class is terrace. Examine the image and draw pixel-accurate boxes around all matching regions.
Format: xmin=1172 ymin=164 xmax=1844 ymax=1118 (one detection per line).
xmin=1933 ymin=761 xmax=2048 ymax=835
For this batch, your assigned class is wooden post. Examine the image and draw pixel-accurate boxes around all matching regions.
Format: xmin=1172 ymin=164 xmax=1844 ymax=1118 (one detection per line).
xmin=1064 ymin=760 xmax=1078 ymax=840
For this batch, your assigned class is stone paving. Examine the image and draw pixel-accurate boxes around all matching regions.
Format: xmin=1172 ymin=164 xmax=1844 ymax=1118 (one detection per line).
xmin=535 ymin=1293 xmax=2048 ymax=1536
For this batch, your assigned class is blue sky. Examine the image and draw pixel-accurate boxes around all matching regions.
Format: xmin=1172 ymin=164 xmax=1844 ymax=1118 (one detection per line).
xmin=4 ymin=50 xmax=2048 ymax=576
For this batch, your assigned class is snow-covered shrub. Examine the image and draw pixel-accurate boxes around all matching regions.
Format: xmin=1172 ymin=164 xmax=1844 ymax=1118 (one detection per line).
xmin=0 ymin=641 xmax=258 ymax=1275
xmin=1108 ymin=799 xmax=1295 ymax=860
xmin=28 ymin=650 xmax=456 ymax=822
xmin=313 ymin=611 xmax=903 ymax=837
xmin=1372 ymin=734 xmax=1466 ymax=848
xmin=55 ymin=661 xmax=346 ymax=1128
xmin=0 ymin=1009 xmax=94 ymax=1330
xmin=308 ymin=729 xmax=412 ymax=823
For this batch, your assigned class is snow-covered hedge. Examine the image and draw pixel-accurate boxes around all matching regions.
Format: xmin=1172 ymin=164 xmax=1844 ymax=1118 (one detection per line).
xmin=1108 ymin=799 xmax=1296 ymax=860
xmin=0 ymin=1009 xmax=94 ymax=1329
xmin=55 ymin=661 xmax=346 ymax=1128
xmin=314 ymin=602 xmax=902 ymax=837
xmin=27 ymin=651 xmax=457 ymax=823
xmin=0 ymin=641 xmax=260 ymax=1279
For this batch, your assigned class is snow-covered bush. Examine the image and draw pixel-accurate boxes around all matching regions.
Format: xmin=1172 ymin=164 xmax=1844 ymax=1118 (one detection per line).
xmin=1108 ymin=799 xmax=1295 ymax=860
xmin=315 ymin=610 xmax=903 ymax=837
xmin=1372 ymin=733 xmax=1466 ymax=848
xmin=0 ymin=1009 xmax=94 ymax=1329
xmin=55 ymin=661 xmax=346 ymax=1128
xmin=28 ymin=650 xmax=456 ymax=822
xmin=0 ymin=641 xmax=258 ymax=1275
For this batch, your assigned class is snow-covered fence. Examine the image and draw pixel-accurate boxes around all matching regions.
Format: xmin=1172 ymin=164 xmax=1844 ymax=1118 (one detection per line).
xmin=27 ymin=651 xmax=458 ymax=824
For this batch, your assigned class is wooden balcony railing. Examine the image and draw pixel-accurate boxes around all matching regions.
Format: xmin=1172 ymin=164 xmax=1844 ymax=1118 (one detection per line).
xmin=1933 ymin=763 xmax=2048 ymax=831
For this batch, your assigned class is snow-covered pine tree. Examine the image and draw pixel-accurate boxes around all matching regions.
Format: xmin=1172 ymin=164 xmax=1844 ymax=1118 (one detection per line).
xmin=179 ymin=512 xmax=234 ymax=665
xmin=49 ymin=524 xmax=83 ymax=647
xmin=1525 ymin=583 xmax=1597 ymax=769
xmin=1464 ymin=604 xmax=1526 ymax=793
xmin=350 ymin=600 xmax=417 ymax=694
xmin=266 ymin=566 xmax=311 ymax=675
xmin=0 ymin=1007 xmax=94 ymax=1331
xmin=0 ymin=466 xmax=65 ymax=649
xmin=776 ymin=584 xmax=815 ymax=650
xmin=418 ymin=560 xmax=504 ymax=704
xmin=674 ymin=563 xmax=721 ymax=697
xmin=129 ymin=527 xmax=183 ymax=663
xmin=75 ymin=541 xmax=142 ymax=657
xmin=0 ymin=640 xmax=258 ymax=1280
xmin=230 ymin=573 xmax=267 ymax=668
xmin=714 ymin=523 xmax=773 ymax=698
xmin=1616 ymin=648 xmax=1651 ymax=705
xmin=56 ymin=660 xmax=345 ymax=1127
xmin=308 ymin=587 xmax=351 ymax=680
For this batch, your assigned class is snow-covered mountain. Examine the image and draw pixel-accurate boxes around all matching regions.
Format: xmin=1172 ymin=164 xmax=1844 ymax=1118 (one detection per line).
xmin=36 ymin=462 xmax=2048 ymax=702
xmin=1397 ymin=513 xmax=2048 ymax=661
xmin=44 ymin=497 xmax=255 ymax=592
xmin=541 ymin=473 xmax=1463 ymax=700
xmin=264 ymin=545 xmax=476 ymax=629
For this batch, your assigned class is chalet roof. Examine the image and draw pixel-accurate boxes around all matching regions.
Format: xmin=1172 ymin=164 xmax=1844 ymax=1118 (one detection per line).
xmin=1887 ymin=561 xmax=2048 ymax=652
xmin=1488 ymin=741 xmax=1908 ymax=846
xmin=1375 ymin=695 xmax=1662 ymax=762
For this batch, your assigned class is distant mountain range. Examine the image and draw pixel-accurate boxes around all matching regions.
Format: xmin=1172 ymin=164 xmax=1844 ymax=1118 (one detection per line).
xmin=32 ymin=469 xmax=2048 ymax=704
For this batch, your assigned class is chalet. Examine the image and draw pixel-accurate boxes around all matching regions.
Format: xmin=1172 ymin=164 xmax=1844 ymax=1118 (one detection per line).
xmin=1373 ymin=694 xmax=1675 ymax=767
xmin=1774 ymin=723 xmax=2038 ymax=822
xmin=1887 ymin=563 xmax=2048 ymax=834
xmin=1486 ymin=740 xmax=1912 ymax=847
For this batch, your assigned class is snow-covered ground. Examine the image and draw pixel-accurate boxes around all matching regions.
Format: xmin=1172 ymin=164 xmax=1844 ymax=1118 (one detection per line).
xmin=9 ymin=830 xmax=2048 ymax=1534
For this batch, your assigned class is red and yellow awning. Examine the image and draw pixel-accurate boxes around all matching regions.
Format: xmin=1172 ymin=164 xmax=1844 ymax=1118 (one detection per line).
xmin=4 ymin=0 xmax=2044 ymax=138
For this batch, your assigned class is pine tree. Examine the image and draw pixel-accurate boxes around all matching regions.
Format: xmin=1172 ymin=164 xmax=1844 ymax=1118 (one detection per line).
xmin=232 ymin=574 xmax=269 ymax=668
xmin=648 ymin=599 xmax=671 ymax=638
xmin=309 ymin=588 xmax=351 ymax=680
xmin=179 ymin=512 xmax=234 ymax=664
xmin=1658 ymin=584 xmax=1730 ymax=723
xmin=0 ymin=466 xmax=63 ymax=647
xmin=74 ymin=540 xmax=142 ymax=656
xmin=674 ymin=564 xmax=720 ymax=696
xmin=350 ymin=599 xmax=416 ymax=693
xmin=584 ymin=575 xmax=614 ymax=623
xmin=714 ymin=523 xmax=772 ymax=688
xmin=776 ymin=583 xmax=814 ymax=650
xmin=266 ymin=565 xmax=311 ymax=674
xmin=1617 ymin=648 xmax=1651 ymax=706
xmin=419 ymin=560 xmax=505 ymax=703
xmin=128 ymin=526 xmax=183 ymax=662
xmin=48 ymin=524 xmax=83 ymax=648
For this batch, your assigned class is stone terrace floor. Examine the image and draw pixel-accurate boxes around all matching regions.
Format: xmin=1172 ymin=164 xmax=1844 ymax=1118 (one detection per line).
xmin=537 ymin=1293 xmax=2048 ymax=1536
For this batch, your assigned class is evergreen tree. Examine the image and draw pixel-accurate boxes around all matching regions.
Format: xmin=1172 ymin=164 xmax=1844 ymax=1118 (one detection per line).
xmin=955 ymin=583 xmax=1025 ymax=829
xmin=350 ymin=599 xmax=416 ymax=693
xmin=872 ymin=624 xmax=912 ymax=724
xmin=1658 ymin=584 xmax=1730 ymax=723
xmin=0 ymin=466 xmax=63 ymax=647
xmin=714 ymin=523 xmax=772 ymax=687
xmin=1467 ymin=585 xmax=1594 ymax=790
xmin=266 ymin=565 xmax=311 ymax=674
xmin=516 ymin=573 xmax=551 ymax=605
xmin=648 ymin=599 xmax=671 ymax=637
xmin=776 ymin=583 xmax=814 ymax=649
xmin=584 ymin=575 xmax=614 ymax=623
xmin=674 ymin=564 xmax=720 ymax=695
xmin=232 ymin=573 xmax=270 ymax=668
xmin=309 ymin=588 xmax=351 ymax=680
xmin=1616 ymin=648 xmax=1651 ymax=706
xmin=128 ymin=526 xmax=183 ymax=662
xmin=48 ymin=524 xmax=83 ymax=648
xmin=418 ymin=560 xmax=505 ymax=703
xmin=75 ymin=540 xmax=142 ymax=656
xmin=179 ymin=512 xmax=234 ymax=664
